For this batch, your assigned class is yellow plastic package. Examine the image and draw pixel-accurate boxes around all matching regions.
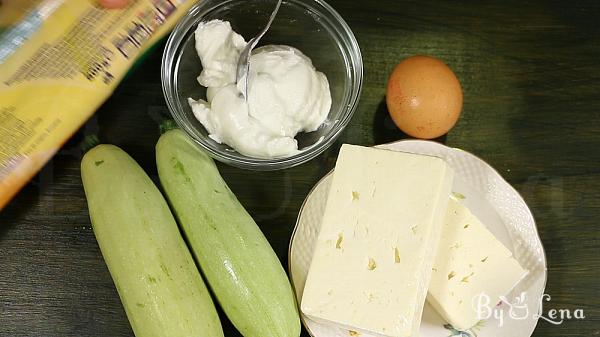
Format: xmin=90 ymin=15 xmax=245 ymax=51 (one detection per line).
xmin=0 ymin=0 xmax=197 ymax=209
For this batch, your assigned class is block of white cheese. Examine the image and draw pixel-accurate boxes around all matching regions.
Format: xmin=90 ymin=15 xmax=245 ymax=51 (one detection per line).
xmin=427 ymin=198 xmax=528 ymax=330
xmin=301 ymin=144 xmax=454 ymax=337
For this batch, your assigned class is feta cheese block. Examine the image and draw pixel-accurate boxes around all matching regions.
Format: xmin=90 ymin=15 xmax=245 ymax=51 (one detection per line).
xmin=301 ymin=144 xmax=454 ymax=337
xmin=427 ymin=198 xmax=528 ymax=330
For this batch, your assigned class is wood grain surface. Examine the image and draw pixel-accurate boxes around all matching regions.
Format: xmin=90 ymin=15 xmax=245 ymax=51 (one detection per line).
xmin=1 ymin=0 xmax=599 ymax=336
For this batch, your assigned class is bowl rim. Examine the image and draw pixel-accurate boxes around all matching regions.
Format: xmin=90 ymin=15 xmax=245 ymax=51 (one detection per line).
xmin=161 ymin=0 xmax=363 ymax=171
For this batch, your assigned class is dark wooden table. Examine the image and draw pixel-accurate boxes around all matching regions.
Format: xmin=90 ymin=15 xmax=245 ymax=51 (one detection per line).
xmin=1 ymin=0 xmax=599 ymax=336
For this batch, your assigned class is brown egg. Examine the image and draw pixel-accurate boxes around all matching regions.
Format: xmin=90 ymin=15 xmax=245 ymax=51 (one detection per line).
xmin=386 ymin=55 xmax=463 ymax=139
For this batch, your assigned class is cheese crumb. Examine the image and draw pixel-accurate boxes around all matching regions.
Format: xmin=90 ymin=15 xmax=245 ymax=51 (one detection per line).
xmin=451 ymin=192 xmax=466 ymax=200
xmin=352 ymin=191 xmax=360 ymax=201
xmin=336 ymin=234 xmax=344 ymax=249
xmin=461 ymin=272 xmax=475 ymax=283
xmin=367 ymin=258 xmax=377 ymax=270
xmin=394 ymin=247 xmax=401 ymax=263
xmin=448 ymin=271 xmax=456 ymax=280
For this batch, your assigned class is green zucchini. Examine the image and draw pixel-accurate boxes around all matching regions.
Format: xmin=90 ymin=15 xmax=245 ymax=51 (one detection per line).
xmin=81 ymin=144 xmax=224 ymax=337
xmin=155 ymin=129 xmax=300 ymax=337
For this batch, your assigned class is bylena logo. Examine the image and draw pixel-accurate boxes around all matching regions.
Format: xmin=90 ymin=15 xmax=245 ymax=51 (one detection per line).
xmin=473 ymin=292 xmax=586 ymax=327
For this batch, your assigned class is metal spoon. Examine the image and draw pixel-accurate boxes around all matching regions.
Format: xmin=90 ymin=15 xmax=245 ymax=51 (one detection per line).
xmin=236 ymin=0 xmax=282 ymax=99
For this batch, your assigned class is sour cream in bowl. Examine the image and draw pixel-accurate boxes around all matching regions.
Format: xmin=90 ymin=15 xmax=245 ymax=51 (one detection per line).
xmin=188 ymin=20 xmax=332 ymax=159
xmin=162 ymin=0 xmax=362 ymax=170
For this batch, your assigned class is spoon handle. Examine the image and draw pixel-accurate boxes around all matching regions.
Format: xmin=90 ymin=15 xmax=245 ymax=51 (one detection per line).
xmin=236 ymin=0 xmax=283 ymax=98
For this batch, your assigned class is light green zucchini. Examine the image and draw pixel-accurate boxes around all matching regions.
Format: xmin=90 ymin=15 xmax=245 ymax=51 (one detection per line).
xmin=81 ymin=144 xmax=223 ymax=337
xmin=155 ymin=129 xmax=300 ymax=337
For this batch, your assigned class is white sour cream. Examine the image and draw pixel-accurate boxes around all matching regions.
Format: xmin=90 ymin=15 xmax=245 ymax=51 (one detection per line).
xmin=188 ymin=20 xmax=331 ymax=159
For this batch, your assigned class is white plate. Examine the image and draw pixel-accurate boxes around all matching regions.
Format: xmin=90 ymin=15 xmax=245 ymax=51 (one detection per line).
xmin=288 ymin=140 xmax=547 ymax=337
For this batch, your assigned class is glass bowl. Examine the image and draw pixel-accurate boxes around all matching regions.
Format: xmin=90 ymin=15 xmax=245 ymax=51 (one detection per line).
xmin=162 ymin=0 xmax=363 ymax=170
